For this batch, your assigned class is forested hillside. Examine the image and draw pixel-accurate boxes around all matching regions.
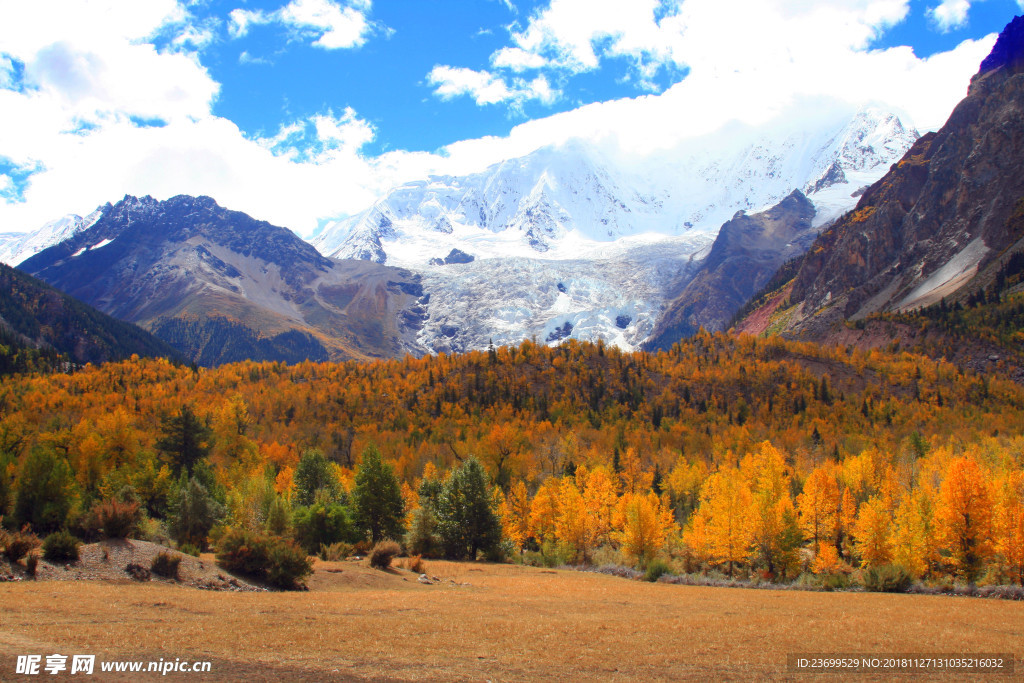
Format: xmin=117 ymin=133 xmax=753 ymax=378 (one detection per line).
xmin=1 ymin=334 xmax=1022 ymax=585
xmin=0 ymin=262 xmax=181 ymax=375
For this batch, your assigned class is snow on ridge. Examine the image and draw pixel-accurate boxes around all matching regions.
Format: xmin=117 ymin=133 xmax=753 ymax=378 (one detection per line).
xmin=314 ymin=103 xmax=919 ymax=268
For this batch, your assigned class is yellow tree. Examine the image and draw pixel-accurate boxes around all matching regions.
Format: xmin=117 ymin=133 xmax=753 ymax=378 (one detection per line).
xmin=936 ymin=455 xmax=993 ymax=582
xmin=853 ymin=496 xmax=893 ymax=569
xmin=691 ymin=467 xmax=753 ymax=576
xmin=614 ymin=491 xmax=676 ymax=569
xmin=682 ymin=512 xmax=712 ymax=568
xmin=837 ymin=487 xmax=858 ymax=560
xmin=892 ymin=484 xmax=940 ymax=579
xmin=556 ymin=478 xmax=599 ymax=563
xmin=994 ymin=471 xmax=1024 ymax=585
xmin=620 ymin=447 xmax=653 ymax=495
xmin=501 ymin=480 xmax=533 ymax=552
xmin=665 ymin=457 xmax=706 ymax=521
xmin=581 ymin=465 xmax=619 ymax=547
xmin=798 ymin=465 xmax=840 ymax=555
xmin=529 ymin=477 xmax=562 ymax=550
xmin=742 ymin=441 xmax=802 ymax=578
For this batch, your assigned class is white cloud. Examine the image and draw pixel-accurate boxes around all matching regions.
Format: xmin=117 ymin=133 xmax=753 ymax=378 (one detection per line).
xmin=170 ymin=18 xmax=220 ymax=51
xmin=228 ymin=9 xmax=263 ymax=39
xmin=228 ymin=0 xmax=374 ymax=50
xmin=257 ymin=107 xmax=376 ymax=162
xmin=0 ymin=55 xmax=13 ymax=89
xmin=0 ymin=0 xmax=381 ymax=234
xmin=927 ymin=0 xmax=973 ymax=32
xmin=0 ymin=0 xmax=1004 ymax=243
xmin=418 ymin=0 xmax=992 ymax=171
xmin=491 ymin=47 xmax=548 ymax=71
xmin=427 ymin=66 xmax=559 ymax=106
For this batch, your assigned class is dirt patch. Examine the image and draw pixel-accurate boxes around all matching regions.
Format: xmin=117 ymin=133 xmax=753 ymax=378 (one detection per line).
xmin=1 ymin=539 xmax=263 ymax=592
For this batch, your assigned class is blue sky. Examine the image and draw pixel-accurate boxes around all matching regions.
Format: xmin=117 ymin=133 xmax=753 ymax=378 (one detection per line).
xmin=197 ymin=0 xmax=1020 ymax=155
xmin=0 ymin=0 xmax=1020 ymax=235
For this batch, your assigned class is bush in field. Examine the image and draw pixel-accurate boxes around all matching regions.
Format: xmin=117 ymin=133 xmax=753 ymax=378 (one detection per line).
xmin=42 ymin=530 xmax=80 ymax=563
xmin=644 ymin=557 xmax=673 ymax=582
xmin=25 ymin=552 xmax=38 ymax=577
xmin=1 ymin=526 xmax=41 ymax=562
xmin=93 ymin=499 xmax=141 ymax=538
xmin=319 ymin=542 xmax=352 ymax=561
xmin=216 ymin=529 xmax=312 ymax=590
xmin=151 ymin=551 xmax=182 ymax=579
xmin=406 ymin=555 xmax=425 ymax=573
xmin=13 ymin=448 xmax=76 ymax=534
xmin=168 ymin=477 xmax=224 ymax=551
xmin=369 ymin=540 xmax=401 ymax=570
xmin=265 ymin=541 xmax=313 ymax=590
xmin=859 ymin=564 xmax=913 ymax=593
xmin=292 ymin=503 xmax=356 ymax=554
xmin=178 ymin=543 xmax=200 ymax=557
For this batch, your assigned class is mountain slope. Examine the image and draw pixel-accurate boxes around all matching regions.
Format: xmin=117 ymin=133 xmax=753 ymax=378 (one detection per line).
xmin=645 ymin=190 xmax=817 ymax=349
xmin=20 ymin=195 xmax=427 ymax=365
xmin=0 ymin=261 xmax=181 ymax=373
xmin=737 ymin=15 xmax=1024 ymax=344
xmin=0 ymin=210 xmax=103 ymax=267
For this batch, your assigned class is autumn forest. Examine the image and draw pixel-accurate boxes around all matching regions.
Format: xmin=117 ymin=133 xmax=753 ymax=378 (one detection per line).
xmin=2 ymin=331 xmax=1023 ymax=589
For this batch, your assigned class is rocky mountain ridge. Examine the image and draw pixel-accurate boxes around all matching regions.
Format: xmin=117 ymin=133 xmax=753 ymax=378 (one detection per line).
xmin=20 ymin=195 xmax=428 ymax=365
xmin=736 ymin=15 xmax=1024 ymax=343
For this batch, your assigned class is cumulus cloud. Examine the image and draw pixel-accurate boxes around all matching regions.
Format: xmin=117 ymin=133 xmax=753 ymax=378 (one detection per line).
xmin=419 ymin=0 xmax=993 ymax=171
xmin=0 ymin=0 xmax=1004 ymax=241
xmin=427 ymin=66 xmax=559 ymax=106
xmin=491 ymin=47 xmax=549 ymax=72
xmin=0 ymin=0 xmax=381 ymax=234
xmin=927 ymin=0 xmax=973 ymax=32
xmin=228 ymin=0 xmax=375 ymax=50
xmin=258 ymin=108 xmax=376 ymax=162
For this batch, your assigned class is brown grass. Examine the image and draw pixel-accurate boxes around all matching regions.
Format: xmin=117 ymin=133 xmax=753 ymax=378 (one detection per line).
xmin=1 ymin=560 xmax=1022 ymax=681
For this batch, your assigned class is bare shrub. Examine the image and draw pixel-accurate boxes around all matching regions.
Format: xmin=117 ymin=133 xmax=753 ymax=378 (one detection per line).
xmin=151 ymin=551 xmax=182 ymax=580
xmin=1 ymin=526 xmax=41 ymax=562
xmin=319 ymin=542 xmax=352 ymax=562
xmin=369 ymin=540 xmax=401 ymax=570
xmin=406 ymin=555 xmax=425 ymax=574
xmin=125 ymin=563 xmax=151 ymax=581
xmin=94 ymin=499 xmax=141 ymax=539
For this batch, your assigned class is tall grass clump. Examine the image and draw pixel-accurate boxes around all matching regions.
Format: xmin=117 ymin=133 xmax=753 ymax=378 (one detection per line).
xmin=369 ymin=540 xmax=401 ymax=570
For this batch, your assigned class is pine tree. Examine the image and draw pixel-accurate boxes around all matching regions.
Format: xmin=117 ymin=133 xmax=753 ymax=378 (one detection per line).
xmin=14 ymin=446 xmax=77 ymax=534
xmin=436 ymin=457 xmax=502 ymax=560
xmin=352 ymin=445 xmax=405 ymax=544
xmin=155 ymin=405 xmax=212 ymax=476
xmin=293 ymin=449 xmax=339 ymax=507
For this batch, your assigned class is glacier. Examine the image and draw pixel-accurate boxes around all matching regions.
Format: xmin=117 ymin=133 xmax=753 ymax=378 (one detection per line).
xmin=312 ymin=104 xmax=918 ymax=353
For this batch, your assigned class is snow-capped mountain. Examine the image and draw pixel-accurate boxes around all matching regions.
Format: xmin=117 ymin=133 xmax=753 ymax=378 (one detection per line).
xmin=309 ymin=104 xmax=917 ymax=353
xmin=312 ymin=105 xmax=918 ymax=269
xmin=12 ymin=104 xmax=920 ymax=359
xmin=0 ymin=209 xmax=102 ymax=266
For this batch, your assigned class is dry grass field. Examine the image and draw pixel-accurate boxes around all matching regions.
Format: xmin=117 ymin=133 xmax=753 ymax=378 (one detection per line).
xmin=2 ymin=558 xmax=1023 ymax=681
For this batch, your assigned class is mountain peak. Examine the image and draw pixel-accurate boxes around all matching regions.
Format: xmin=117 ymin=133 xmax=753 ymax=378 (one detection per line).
xmin=978 ymin=15 xmax=1024 ymax=75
